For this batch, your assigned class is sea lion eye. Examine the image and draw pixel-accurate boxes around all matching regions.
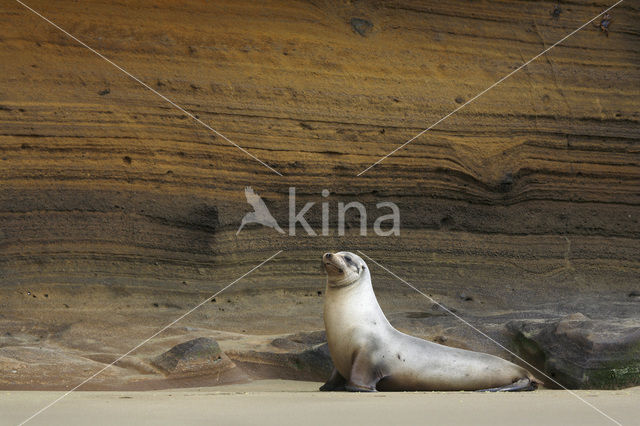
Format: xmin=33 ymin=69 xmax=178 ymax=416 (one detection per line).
xmin=345 ymin=256 xmax=352 ymax=263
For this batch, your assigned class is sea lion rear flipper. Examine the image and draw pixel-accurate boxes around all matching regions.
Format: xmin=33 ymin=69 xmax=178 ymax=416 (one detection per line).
xmin=319 ymin=368 xmax=346 ymax=391
xmin=345 ymin=351 xmax=383 ymax=392
xmin=477 ymin=377 xmax=537 ymax=392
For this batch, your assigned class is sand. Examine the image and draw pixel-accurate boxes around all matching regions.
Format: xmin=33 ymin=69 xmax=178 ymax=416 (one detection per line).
xmin=3 ymin=380 xmax=638 ymax=426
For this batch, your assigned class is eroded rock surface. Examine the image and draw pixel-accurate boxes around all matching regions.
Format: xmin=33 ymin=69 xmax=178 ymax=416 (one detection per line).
xmin=508 ymin=314 xmax=640 ymax=389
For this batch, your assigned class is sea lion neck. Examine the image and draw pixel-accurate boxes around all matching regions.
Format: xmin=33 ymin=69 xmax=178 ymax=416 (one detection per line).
xmin=323 ymin=270 xmax=392 ymax=352
xmin=326 ymin=277 xmax=360 ymax=289
xmin=324 ymin=272 xmax=383 ymax=315
xmin=326 ymin=269 xmax=371 ymax=290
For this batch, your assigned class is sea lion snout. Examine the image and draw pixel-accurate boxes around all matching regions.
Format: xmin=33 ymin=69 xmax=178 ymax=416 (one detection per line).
xmin=321 ymin=253 xmax=332 ymax=273
xmin=323 ymin=252 xmax=344 ymax=275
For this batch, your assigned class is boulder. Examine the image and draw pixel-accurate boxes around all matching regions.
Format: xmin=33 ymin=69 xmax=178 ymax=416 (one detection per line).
xmin=508 ymin=314 xmax=640 ymax=389
xmin=227 ymin=331 xmax=333 ymax=381
xmin=152 ymin=337 xmax=233 ymax=377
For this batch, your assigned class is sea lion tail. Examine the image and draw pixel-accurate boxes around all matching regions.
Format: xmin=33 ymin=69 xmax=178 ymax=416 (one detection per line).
xmin=529 ymin=374 xmax=544 ymax=389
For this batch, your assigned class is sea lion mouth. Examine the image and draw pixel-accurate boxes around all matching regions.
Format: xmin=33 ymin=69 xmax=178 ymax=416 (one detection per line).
xmin=324 ymin=262 xmax=343 ymax=274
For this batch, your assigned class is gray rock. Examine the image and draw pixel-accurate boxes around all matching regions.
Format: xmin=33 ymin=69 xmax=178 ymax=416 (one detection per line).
xmin=271 ymin=332 xmax=332 ymax=378
xmin=152 ymin=337 xmax=228 ymax=376
xmin=296 ymin=343 xmax=332 ymax=377
xmin=286 ymin=330 xmax=326 ymax=345
xmin=508 ymin=314 xmax=640 ymax=389
xmin=228 ymin=331 xmax=333 ymax=381
xmin=350 ymin=18 xmax=373 ymax=37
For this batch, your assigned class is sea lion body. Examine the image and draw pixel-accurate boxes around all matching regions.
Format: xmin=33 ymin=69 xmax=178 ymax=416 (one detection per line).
xmin=321 ymin=251 xmax=538 ymax=392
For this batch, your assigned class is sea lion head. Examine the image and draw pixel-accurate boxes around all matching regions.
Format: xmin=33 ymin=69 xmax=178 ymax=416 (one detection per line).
xmin=322 ymin=251 xmax=367 ymax=287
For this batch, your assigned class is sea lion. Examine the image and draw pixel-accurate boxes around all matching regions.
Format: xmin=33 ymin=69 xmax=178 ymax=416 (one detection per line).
xmin=320 ymin=251 xmax=540 ymax=392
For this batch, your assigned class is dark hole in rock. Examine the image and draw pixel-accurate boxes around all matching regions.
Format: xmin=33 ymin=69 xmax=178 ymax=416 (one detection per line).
xmin=499 ymin=173 xmax=514 ymax=192
xmin=440 ymin=216 xmax=453 ymax=229
xmin=459 ymin=293 xmax=473 ymax=301
xmin=350 ymin=17 xmax=373 ymax=37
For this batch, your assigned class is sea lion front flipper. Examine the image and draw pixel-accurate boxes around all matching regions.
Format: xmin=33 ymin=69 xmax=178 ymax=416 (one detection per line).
xmin=319 ymin=368 xmax=346 ymax=391
xmin=345 ymin=351 xmax=383 ymax=392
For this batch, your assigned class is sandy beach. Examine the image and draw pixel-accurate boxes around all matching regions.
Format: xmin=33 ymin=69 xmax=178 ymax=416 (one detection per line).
xmin=3 ymin=380 xmax=638 ymax=426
